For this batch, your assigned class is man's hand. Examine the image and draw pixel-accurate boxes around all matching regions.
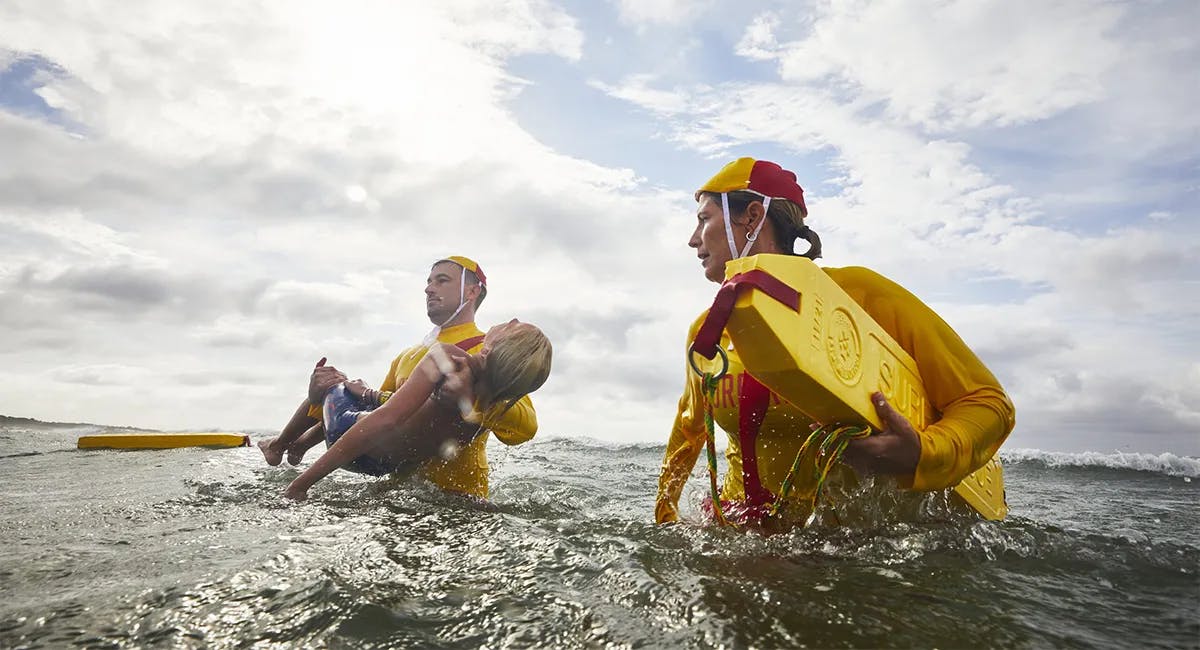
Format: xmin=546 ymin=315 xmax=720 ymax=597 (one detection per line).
xmin=841 ymin=391 xmax=922 ymax=478
xmin=308 ymin=361 xmax=348 ymax=404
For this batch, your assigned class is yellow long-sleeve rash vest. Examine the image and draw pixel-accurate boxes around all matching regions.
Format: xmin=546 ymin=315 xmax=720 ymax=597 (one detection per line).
xmin=656 ymin=265 xmax=1015 ymax=523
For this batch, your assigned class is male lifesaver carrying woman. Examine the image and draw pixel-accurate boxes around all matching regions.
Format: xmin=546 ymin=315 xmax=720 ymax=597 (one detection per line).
xmin=656 ymin=158 xmax=1015 ymax=528
xmin=286 ymin=316 xmax=551 ymax=501
xmin=260 ymin=257 xmax=552 ymax=501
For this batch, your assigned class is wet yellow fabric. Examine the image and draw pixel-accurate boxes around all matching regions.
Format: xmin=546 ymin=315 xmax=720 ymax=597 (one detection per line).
xmin=305 ymin=322 xmax=536 ymax=497
xmin=656 ymin=265 xmax=1015 ymax=523
xmin=377 ymin=322 xmax=537 ymax=498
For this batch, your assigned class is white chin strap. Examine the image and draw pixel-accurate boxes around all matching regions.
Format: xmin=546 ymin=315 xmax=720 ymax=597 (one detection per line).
xmin=422 ymin=268 xmax=470 ymax=346
xmin=721 ymin=193 xmax=772 ymax=260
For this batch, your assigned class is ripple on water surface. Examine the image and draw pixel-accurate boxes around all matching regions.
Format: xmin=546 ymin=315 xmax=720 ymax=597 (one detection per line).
xmin=0 ymin=428 xmax=1197 ymax=648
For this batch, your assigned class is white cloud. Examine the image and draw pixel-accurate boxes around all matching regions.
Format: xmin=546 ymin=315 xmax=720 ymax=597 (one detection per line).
xmin=613 ymin=0 xmax=712 ymax=27
xmin=0 ymin=0 xmax=1195 ymax=458
xmin=0 ymin=2 xmax=581 ymax=165
xmin=0 ymin=0 xmax=709 ymax=439
xmin=51 ymin=363 xmax=152 ymax=386
xmin=0 ymin=210 xmax=161 ymax=286
xmin=447 ymin=0 xmax=584 ymax=60
xmin=736 ymin=12 xmax=781 ymax=60
xmin=749 ymin=0 xmax=1125 ymax=130
xmin=591 ymin=0 xmax=1200 ymax=453
xmin=588 ymin=74 xmax=693 ymax=115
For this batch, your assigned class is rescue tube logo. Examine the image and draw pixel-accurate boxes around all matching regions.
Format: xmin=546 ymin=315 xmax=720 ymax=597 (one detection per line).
xmin=826 ymin=307 xmax=862 ymax=385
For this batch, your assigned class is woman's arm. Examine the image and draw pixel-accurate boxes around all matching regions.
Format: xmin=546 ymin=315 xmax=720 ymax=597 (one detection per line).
xmin=656 ymin=388 xmax=707 ymax=523
xmin=655 ymin=316 xmax=710 ymax=523
xmin=285 ymin=352 xmax=452 ymax=500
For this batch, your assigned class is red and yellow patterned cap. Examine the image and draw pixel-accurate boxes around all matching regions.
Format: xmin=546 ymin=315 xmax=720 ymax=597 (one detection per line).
xmin=695 ymin=157 xmax=807 ymax=216
xmin=438 ymin=256 xmax=487 ymax=286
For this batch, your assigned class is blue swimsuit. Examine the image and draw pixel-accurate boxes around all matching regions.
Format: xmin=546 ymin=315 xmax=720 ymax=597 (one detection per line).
xmin=321 ymin=384 xmax=397 ymax=476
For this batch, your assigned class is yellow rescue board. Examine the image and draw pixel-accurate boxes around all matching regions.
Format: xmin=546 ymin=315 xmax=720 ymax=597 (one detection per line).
xmin=77 ymin=432 xmax=251 ymax=450
xmin=722 ymin=254 xmax=1007 ymax=520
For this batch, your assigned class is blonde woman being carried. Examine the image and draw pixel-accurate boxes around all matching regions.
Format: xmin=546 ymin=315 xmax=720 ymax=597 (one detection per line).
xmin=284 ymin=319 xmax=552 ymax=501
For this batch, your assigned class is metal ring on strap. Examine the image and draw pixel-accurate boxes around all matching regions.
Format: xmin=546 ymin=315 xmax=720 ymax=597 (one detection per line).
xmin=689 ymin=345 xmax=729 ymax=381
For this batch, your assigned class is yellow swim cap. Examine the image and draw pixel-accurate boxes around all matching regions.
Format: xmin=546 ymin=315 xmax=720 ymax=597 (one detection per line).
xmin=437 ymin=256 xmax=487 ymax=287
xmin=696 ymin=157 xmax=807 ymax=216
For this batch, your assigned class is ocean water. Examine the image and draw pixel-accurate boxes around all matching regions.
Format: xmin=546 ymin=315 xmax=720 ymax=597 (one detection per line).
xmin=1 ymin=420 xmax=1197 ymax=649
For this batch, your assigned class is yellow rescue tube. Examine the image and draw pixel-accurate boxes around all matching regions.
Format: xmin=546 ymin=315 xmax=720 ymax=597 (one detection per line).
xmin=77 ymin=432 xmax=251 ymax=450
xmin=715 ymin=254 xmax=1007 ymax=521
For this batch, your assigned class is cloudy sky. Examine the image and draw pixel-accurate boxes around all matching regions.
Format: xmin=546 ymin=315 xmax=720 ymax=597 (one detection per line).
xmin=1 ymin=0 xmax=1196 ymax=455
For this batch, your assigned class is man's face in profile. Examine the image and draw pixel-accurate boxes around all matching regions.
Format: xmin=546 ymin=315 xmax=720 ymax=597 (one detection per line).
xmin=425 ymin=261 xmax=464 ymax=324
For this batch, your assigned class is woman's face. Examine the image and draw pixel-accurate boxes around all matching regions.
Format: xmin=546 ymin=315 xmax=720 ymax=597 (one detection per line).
xmin=689 ymin=195 xmax=733 ymax=283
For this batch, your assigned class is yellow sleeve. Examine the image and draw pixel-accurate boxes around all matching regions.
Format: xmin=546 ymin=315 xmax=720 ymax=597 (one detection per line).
xmin=655 ymin=319 xmax=708 ymax=523
xmin=379 ymin=353 xmax=406 ymax=392
xmin=907 ymin=310 xmax=1015 ymax=491
xmin=833 ymin=267 xmax=1016 ymax=491
xmin=481 ymin=395 xmax=538 ymax=446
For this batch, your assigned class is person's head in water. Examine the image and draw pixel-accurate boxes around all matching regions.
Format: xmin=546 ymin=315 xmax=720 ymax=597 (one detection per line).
xmin=425 ymin=256 xmax=488 ymax=326
xmin=475 ymin=319 xmax=552 ymax=414
xmin=689 ymin=158 xmax=821 ymax=283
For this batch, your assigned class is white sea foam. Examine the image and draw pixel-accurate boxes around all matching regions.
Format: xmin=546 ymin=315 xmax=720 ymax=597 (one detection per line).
xmin=1001 ymin=448 xmax=1200 ymax=478
xmin=532 ymin=434 xmax=668 ymax=452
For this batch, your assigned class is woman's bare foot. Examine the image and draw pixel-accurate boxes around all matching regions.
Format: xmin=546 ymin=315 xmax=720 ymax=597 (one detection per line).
xmin=286 ymin=444 xmax=308 ymax=466
xmin=258 ymin=438 xmax=284 ymax=466
xmin=284 ymin=424 xmax=325 ymax=465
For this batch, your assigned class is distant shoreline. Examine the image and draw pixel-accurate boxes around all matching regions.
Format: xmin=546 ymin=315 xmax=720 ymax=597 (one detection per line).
xmin=0 ymin=414 xmax=150 ymax=431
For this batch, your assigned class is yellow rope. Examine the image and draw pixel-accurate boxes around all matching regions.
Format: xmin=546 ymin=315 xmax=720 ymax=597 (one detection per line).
xmin=768 ymin=424 xmax=871 ymax=520
xmin=701 ymin=372 xmax=729 ymax=527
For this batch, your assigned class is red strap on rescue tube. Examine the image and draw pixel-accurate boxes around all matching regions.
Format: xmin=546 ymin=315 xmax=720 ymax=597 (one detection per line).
xmin=738 ymin=373 xmax=775 ymax=507
xmin=455 ymin=335 xmax=486 ymax=351
xmin=690 ymin=268 xmax=800 ymax=513
xmin=690 ymin=270 xmax=800 ymax=360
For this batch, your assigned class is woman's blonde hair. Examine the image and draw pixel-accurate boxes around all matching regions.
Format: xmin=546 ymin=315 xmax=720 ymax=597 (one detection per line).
xmin=480 ymin=324 xmax=552 ymax=414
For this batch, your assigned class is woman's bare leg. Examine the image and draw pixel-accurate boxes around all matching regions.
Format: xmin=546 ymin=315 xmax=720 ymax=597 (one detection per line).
xmin=259 ymin=400 xmax=318 ymax=466
xmin=285 ymin=423 xmax=326 ymax=465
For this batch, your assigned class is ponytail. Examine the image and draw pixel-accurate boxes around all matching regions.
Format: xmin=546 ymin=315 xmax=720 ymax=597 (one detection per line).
xmin=796 ymin=223 xmax=822 ymax=260
xmin=765 ymin=196 xmax=821 ymax=260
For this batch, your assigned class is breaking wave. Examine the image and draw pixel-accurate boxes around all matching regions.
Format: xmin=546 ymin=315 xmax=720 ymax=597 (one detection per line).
xmin=1001 ymin=448 xmax=1200 ymax=478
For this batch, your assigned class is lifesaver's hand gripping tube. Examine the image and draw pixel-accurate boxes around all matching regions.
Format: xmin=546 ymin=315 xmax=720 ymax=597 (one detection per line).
xmin=688 ymin=269 xmax=802 ymax=369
